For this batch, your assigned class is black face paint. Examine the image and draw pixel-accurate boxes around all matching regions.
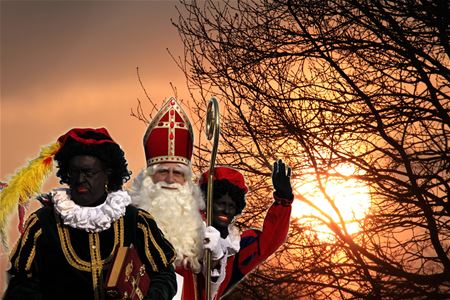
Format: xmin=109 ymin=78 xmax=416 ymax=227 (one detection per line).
xmin=212 ymin=193 xmax=237 ymax=237
xmin=68 ymin=155 xmax=109 ymax=207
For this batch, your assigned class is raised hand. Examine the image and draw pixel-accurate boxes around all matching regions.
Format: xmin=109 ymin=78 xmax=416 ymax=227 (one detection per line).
xmin=272 ymin=159 xmax=293 ymax=200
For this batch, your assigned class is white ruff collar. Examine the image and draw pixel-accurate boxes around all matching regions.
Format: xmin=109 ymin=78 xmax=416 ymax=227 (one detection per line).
xmin=224 ymin=223 xmax=241 ymax=256
xmin=52 ymin=188 xmax=131 ymax=232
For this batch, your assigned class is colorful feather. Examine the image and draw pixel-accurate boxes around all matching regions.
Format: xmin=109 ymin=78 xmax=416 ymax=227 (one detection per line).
xmin=0 ymin=142 xmax=60 ymax=247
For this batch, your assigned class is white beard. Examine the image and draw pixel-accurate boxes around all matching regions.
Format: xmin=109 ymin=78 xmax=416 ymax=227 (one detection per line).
xmin=128 ymin=170 xmax=205 ymax=273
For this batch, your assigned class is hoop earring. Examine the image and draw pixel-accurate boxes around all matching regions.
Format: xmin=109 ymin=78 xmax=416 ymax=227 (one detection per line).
xmin=105 ymin=183 xmax=109 ymax=193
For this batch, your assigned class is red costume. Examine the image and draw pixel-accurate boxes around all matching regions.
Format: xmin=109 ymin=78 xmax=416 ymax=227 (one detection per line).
xmin=218 ymin=195 xmax=291 ymax=297
xmin=199 ymin=167 xmax=293 ymax=299
xmin=133 ymin=97 xmax=229 ymax=300
xmin=135 ymin=99 xmax=293 ymax=299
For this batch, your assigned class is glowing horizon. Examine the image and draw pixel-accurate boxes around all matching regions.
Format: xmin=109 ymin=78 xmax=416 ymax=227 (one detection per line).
xmin=292 ymin=164 xmax=372 ymax=240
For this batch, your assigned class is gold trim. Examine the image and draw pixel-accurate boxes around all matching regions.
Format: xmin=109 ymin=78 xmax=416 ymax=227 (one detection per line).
xmin=138 ymin=210 xmax=174 ymax=265
xmin=147 ymin=155 xmax=190 ymax=166
xmin=119 ymin=214 xmax=124 ymax=245
xmin=57 ymin=218 xmax=123 ymax=270
xmin=10 ymin=214 xmax=37 ymax=258
xmin=13 ymin=214 xmax=39 ymax=269
xmin=57 ymin=223 xmax=90 ymax=271
xmin=138 ymin=209 xmax=154 ymax=220
xmin=25 ymin=228 xmax=42 ymax=271
xmin=56 ymin=216 xmax=124 ymax=299
xmin=137 ymin=223 xmax=158 ymax=271
xmin=143 ymin=96 xmax=194 ymax=167
xmin=89 ymin=233 xmax=105 ymax=300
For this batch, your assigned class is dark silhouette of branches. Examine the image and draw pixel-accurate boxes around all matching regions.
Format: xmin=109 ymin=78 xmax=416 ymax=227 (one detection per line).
xmin=171 ymin=0 xmax=450 ymax=298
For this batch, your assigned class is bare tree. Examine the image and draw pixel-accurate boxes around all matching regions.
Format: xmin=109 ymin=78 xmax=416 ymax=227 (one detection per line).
xmin=169 ymin=0 xmax=450 ymax=298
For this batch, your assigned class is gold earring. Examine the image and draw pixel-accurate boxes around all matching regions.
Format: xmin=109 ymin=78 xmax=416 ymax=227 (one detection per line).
xmin=105 ymin=183 xmax=109 ymax=193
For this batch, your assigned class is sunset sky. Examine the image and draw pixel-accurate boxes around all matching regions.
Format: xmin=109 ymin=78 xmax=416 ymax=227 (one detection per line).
xmin=1 ymin=0 xmax=194 ymax=291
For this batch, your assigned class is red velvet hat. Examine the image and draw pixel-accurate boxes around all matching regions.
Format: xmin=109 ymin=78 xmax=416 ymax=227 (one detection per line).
xmin=143 ymin=97 xmax=194 ymax=166
xmin=57 ymin=127 xmax=117 ymax=151
xmin=199 ymin=166 xmax=248 ymax=193
xmin=0 ymin=127 xmax=119 ymax=241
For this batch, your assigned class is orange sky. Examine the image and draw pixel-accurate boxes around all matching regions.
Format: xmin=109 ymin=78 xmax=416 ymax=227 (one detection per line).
xmin=0 ymin=0 xmax=193 ymax=292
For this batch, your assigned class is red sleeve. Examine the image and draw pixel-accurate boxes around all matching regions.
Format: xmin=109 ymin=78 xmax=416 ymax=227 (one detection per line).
xmin=217 ymin=198 xmax=292 ymax=298
xmin=238 ymin=201 xmax=291 ymax=273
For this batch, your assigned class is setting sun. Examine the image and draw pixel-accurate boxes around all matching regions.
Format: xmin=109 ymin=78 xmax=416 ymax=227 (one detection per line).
xmin=292 ymin=164 xmax=371 ymax=240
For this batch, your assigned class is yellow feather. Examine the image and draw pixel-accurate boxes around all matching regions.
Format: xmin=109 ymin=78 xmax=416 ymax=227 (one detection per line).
xmin=0 ymin=142 xmax=60 ymax=246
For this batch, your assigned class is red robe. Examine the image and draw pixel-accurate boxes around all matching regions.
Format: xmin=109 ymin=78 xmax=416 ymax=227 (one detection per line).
xmin=175 ymin=266 xmax=199 ymax=300
xmin=216 ymin=195 xmax=292 ymax=298
xmin=175 ymin=238 xmax=229 ymax=300
xmin=178 ymin=195 xmax=291 ymax=300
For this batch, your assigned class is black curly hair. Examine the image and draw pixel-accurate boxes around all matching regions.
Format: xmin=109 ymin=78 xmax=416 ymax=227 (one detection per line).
xmin=54 ymin=131 xmax=131 ymax=191
xmin=200 ymin=179 xmax=246 ymax=215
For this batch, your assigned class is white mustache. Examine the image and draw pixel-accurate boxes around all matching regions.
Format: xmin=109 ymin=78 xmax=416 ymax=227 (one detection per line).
xmin=156 ymin=182 xmax=184 ymax=190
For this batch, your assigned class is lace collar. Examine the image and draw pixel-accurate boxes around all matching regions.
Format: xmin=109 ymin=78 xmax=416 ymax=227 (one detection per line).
xmin=52 ymin=188 xmax=131 ymax=232
xmin=223 ymin=223 xmax=241 ymax=256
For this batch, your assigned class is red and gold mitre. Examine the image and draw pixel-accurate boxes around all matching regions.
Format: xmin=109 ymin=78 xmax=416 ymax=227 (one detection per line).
xmin=143 ymin=97 xmax=194 ymax=166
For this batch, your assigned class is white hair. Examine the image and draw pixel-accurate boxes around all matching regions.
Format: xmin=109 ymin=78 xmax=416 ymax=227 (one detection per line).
xmin=128 ymin=168 xmax=205 ymax=273
xmin=147 ymin=163 xmax=193 ymax=180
